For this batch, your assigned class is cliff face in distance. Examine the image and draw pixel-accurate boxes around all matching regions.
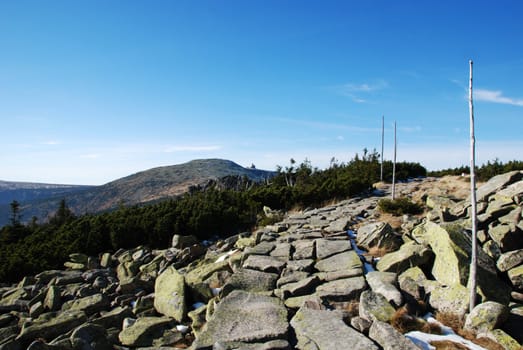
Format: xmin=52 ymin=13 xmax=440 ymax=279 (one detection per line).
xmin=0 ymin=159 xmax=275 ymax=226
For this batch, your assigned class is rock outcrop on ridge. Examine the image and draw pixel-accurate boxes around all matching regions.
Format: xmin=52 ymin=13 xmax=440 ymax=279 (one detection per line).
xmin=0 ymin=172 xmax=522 ymax=349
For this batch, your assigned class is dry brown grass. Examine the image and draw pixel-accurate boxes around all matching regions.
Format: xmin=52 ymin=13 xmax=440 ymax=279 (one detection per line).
xmin=435 ymin=312 xmax=465 ymax=334
xmin=364 ymin=245 xmax=393 ymax=258
xmin=430 ymin=340 xmax=470 ymax=350
xmin=375 ymin=212 xmax=403 ymax=230
xmin=434 ymin=312 xmax=507 ymax=350
xmin=344 ymin=300 xmax=360 ymax=318
xmin=420 ymin=321 xmax=444 ymax=334
xmin=391 ymin=306 xmax=441 ymax=334
xmin=472 ymin=337 xmax=505 ymax=350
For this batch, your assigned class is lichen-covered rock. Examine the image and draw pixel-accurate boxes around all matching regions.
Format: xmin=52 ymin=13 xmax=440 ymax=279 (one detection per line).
xmin=290 ymin=307 xmax=378 ymax=350
xmin=153 ymin=266 xmax=186 ymax=322
xmin=314 ymin=251 xmax=362 ymax=272
xmin=412 ymin=221 xmax=511 ymax=304
xmin=70 ymin=323 xmax=111 ymax=350
xmin=92 ymin=306 xmax=133 ymax=329
xmin=118 ymin=316 xmax=173 ymax=347
xmin=482 ymin=329 xmax=521 ymax=350
xmin=221 ymin=269 xmax=278 ymax=297
xmin=366 ymin=271 xmax=402 ymax=306
xmin=428 ymin=283 xmax=470 ymax=316
xmin=325 ymin=217 xmax=351 ymax=233
xmin=292 ymin=240 xmax=315 ymax=260
xmin=357 ymin=222 xmax=402 ymax=251
xmin=171 ymin=234 xmax=198 ymax=249
xmin=497 ymin=249 xmax=523 ymax=272
xmin=369 ymin=320 xmax=420 ymax=350
xmin=278 ymin=276 xmax=320 ymax=299
xmin=488 ymin=222 xmax=523 ymax=252
xmin=16 ymin=310 xmax=87 ymax=344
xmin=316 ymin=276 xmax=366 ymax=301
xmin=483 ymin=240 xmax=502 ymax=260
xmin=427 ymin=195 xmax=459 ymax=221
xmin=508 ymin=264 xmax=523 ymax=289
xmin=213 ymin=339 xmax=291 ymax=350
xmin=359 ymin=290 xmax=396 ymax=322
xmin=314 ymin=239 xmax=352 ymax=260
xmin=475 ymin=171 xmax=523 ymax=202
xmin=464 ymin=301 xmax=509 ymax=333
xmin=270 ymin=242 xmax=292 ymax=260
xmin=376 ymin=241 xmax=433 ymax=274
xmin=398 ymin=267 xmax=428 ymax=300
xmin=192 ymin=290 xmax=288 ymax=349
xmin=242 ymin=255 xmax=286 ymax=274
xmin=185 ymin=259 xmax=231 ymax=287
xmin=66 ymin=293 xmax=110 ymax=316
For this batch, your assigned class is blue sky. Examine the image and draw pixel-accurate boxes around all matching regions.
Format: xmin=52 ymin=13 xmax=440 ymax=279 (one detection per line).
xmin=1 ymin=1 xmax=522 ymax=185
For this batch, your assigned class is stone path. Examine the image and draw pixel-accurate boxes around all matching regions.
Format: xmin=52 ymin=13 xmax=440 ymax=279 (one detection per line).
xmin=1 ymin=174 xmax=523 ymax=349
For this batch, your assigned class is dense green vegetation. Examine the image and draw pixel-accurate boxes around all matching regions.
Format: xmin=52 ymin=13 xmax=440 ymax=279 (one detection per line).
xmin=0 ymin=150 xmax=427 ymax=283
xmin=377 ymin=197 xmax=424 ymax=216
xmin=428 ymin=159 xmax=523 ymax=182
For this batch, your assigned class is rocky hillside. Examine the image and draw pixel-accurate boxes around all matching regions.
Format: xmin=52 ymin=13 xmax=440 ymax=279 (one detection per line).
xmin=0 ymin=159 xmax=275 ymax=226
xmin=0 ymin=182 xmax=92 ymax=226
xmin=0 ymin=172 xmax=522 ymax=349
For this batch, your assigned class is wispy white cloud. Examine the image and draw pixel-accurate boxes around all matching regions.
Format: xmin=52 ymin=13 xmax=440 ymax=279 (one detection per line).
xmin=342 ymin=80 xmax=388 ymax=93
xmin=163 ymin=145 xmax=221 ymax=153
xmin=475 ymin=89 xmax=523 ymax=106
xmin=335 ymin=80 xmax=388 ymax=103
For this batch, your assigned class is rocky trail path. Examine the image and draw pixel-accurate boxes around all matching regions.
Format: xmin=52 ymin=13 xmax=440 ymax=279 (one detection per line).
xmin=1 ymin=173 xmax=522 ymax=349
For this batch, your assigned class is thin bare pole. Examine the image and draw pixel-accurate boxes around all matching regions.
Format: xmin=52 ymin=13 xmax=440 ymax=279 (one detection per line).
xmin=468 ymin=60 xmax=478 ymax=311
xmin=380 ymin=115 xmax=384 ymax=182
xmin=391 ymin=121 xmax=397 ymax=200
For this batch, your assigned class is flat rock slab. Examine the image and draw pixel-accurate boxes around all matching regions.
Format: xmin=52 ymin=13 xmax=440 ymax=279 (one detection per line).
xmin=314 ymin=250 xmax=362 ymax=272
xmin=244 ymin=241 xmax=276 ymax=256
xmin=221 ymin=268 xmax=278 ymax=296
xmin=270 ymin=243 xmax=292 ymax=260
xmin=357 ymin=222 xmax=401 ymax=251
xmin=118 ymin=316 xmax=173 ymax=347
xmin=286 ymin=259 xmax=315 ymax=272
xmin=193 ymin=290 xmax=288 ymax=349
xmin=292 ymin=240 xmax=316 ymax=260
xmin=243 ymin=254 xmax=286 ymax=274
xmin=497 ymin=249 xmax=523 ymax=272
xmin=325 ymin=217 xmax=351 ymax=233
xmin=290 ymin=307 xmax=378 ymax=350
xmin=279 ymin=276 xmax=320 ymax=299
xmin=315 ymin=239 xmax=352 ymax=260
xmin=476 ymin=171 xmax=523 ymax=202
xmin=316 ymin=276 xmax=366 ymax=301
xmin=16 ymin=310 xmax=87 ymax=344
xmin=376 ymin=241 xmax=433 ymax=274
xmin=66 ymin=293 xmax=110 ymax=316
xmin=369 ymin=320 xmax=420 ymax=350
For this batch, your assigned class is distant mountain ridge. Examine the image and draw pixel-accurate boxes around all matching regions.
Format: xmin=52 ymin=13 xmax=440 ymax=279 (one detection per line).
xmin=0 ymin=159 xmax=275 ymax=226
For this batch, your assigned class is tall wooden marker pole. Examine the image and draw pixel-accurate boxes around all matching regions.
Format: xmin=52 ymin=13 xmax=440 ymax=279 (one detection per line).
xmin=380 ymin=115 xmax=384 ymax=182
xmin=468 ymin=59 xmax=478 ymax=311
xmin=391 ymin=121 xmax=397 ymax=200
